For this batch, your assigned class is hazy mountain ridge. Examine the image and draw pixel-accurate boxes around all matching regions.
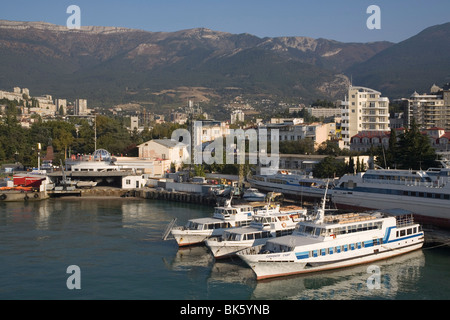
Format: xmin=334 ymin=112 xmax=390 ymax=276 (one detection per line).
xmin=0 ymin=20 xmax=447 ymax=108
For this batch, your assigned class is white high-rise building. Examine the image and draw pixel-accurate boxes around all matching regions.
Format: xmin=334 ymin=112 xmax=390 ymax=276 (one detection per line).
xmin=231 ymin=109 xmax=245 ymax=124
xmin=340 ymin=86 xmax=390 ymax=148
xmin=74 ymin=99 xmax=88 ymax=115
xmin=55 ymin=99 xmax=67 ymax=115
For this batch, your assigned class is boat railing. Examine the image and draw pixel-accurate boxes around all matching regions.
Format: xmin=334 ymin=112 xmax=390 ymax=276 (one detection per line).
xmin=395 ymin=214 xmax=415 ymax=228
xmin=363 ymin=178 xmax=443 ymax=188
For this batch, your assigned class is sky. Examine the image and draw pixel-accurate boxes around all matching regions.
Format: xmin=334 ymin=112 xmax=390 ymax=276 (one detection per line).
xmin=1 ymin=0 xmax=450 ymax=43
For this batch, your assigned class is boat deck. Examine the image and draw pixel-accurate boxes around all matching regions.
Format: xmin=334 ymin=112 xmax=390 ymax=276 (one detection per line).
xmin=323 ymin=213 xmax=378 ymax=225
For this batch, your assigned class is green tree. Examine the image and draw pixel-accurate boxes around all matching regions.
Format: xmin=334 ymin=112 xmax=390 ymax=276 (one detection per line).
xmin=396 ymin=119 xmax=436 ymax=170
xmin=312 ymin=156 xmax=346 ymax=178
xmin=279 ymin=139 xmax=314 ymax=154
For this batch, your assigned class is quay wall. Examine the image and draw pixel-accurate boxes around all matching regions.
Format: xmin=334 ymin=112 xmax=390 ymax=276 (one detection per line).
xmin=79 ymin=187 xmax=217 ymax=206
xmin=137 ymin=188 xmax=217 ymax=206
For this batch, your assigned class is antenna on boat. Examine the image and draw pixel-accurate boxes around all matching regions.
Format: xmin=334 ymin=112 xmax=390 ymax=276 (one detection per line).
xmin=314 ymin=180 xmax=329 ymax=224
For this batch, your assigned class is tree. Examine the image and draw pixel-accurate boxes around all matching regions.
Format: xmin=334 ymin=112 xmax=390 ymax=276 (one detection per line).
xmin=317 ymin=140 xmax=342 ymax=156
xmin=279 ymin=139 xmax=314 ymax=155
xmin=312 ymin=156 xmax=347 ymax=178
xmin=396 ymin=119 xmax=436 ymax=170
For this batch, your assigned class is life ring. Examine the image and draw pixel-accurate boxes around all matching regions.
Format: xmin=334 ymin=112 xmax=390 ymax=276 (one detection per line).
xmin=34 ymin=193 xmax=39 ymax=199
xmin=0 ymin=194 xmax=6 ymax=200
xmin=282 ymin=222 xmax=287 ymax=228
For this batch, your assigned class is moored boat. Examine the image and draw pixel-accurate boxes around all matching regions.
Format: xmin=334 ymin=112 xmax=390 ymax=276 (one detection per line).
xmin=242 ymin=188 xmax=266 ymax=202
xmin=236 ymin=187 xmax=425 ymax=280
xmin=247 ymin=172 xmax=330 ymax=201
xmin=205 ymin=206 xmax=308 ymax=259
xmin=170 ymin=199 xmax=254 ymax=247
xmin=331 ymin=168 xmax=450 ymax=228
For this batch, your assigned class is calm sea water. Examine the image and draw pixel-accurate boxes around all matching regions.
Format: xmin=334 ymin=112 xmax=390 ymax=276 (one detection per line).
xmin=0 ymin=197 xmax=449 ymax=300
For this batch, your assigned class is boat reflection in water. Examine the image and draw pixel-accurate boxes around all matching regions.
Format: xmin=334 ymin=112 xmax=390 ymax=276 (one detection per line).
xmin=208 ymin=260 xmax=256 ymax=287
xmin=162 ymin=245 xmax=214 ymax=272
xmin=201 ymin=246 xmax=426 ymax=300
xmin=250 ymin=249 xmax=425 ymax=300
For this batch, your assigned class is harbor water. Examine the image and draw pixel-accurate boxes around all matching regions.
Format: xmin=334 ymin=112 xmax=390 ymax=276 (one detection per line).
xmin=1 ymin=197 xmax=449 ymax=300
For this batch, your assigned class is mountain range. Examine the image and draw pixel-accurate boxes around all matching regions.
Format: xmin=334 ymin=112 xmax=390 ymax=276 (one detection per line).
xmin=0 ymin=20 xmax=449 ymax=110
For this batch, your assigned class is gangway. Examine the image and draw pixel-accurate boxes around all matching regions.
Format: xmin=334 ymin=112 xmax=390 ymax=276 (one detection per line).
xmin=162 ymin=218 xmax=177 ymax=240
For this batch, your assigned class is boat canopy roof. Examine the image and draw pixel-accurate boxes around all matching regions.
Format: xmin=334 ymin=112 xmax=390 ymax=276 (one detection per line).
xmin=267 ymin=234 xmax=321 ymax=248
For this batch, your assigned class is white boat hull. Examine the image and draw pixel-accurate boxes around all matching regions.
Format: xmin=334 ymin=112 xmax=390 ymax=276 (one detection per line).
xmin=205 ymin=238 xmax=267 ymax=259
xmin=248 ymin=176 xmax=328 ymax=200
xmin=171 ymin=228 xmax=218 ymax=246
xmin=238 ymin=238 xmax=424 ymax=280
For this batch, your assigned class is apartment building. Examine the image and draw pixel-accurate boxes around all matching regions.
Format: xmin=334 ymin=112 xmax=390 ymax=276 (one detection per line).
xmin=74 ymin=99 xmax=88 ymax=115
xmin=261 ymin=120 xmax=331 ymax=149
xmin=401 ymin=84 xmax=450 ymax=130
xmin=341 ymin=86 xmax=390 ymax=148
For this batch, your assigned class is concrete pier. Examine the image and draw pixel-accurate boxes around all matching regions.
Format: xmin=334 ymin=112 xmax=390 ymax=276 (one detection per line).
xmin=137 ymin=188 xmax=217 ymax=206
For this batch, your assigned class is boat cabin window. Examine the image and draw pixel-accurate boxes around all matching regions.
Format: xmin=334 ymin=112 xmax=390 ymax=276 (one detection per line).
xmin=205 ymin=222 xmax=231 ymax=230
xmin=297 ymin=224 xmax=326 ymax=237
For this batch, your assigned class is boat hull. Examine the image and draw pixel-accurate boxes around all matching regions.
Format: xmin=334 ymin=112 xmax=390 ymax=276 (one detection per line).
xmin=171 ymin=229 xmax=213 ymax=246
xmin=248 ymin=177 xmax=328 ymax=200
xmin=205 ymin=238 xmax=267 ymax=259
xmin=238 ymin=239 xmax=424 ymax=280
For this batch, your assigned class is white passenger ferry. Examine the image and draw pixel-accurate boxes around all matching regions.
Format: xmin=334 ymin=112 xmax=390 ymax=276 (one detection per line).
xmin=170 ymin=200 xmax=254 ymax=247
xmin=332 ymin=168 xmax=450 ymax=228
xmin=247 ymin=172 xmax=330 ymax=201
xmin=237 ymin=189 xmax=424 ymax=280
xmin=205 ymin=206 xmax=308 ymax=259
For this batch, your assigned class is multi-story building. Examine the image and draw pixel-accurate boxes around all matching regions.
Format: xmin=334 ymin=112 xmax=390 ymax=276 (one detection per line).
xmin=55 ymin=99 xmax=67 ymax=115
xmin=340 ymin=86 xmax=390 ymax=149
xmin=230 ymin=109 xmax=245 ymax=124
xmin=402 ymin=84 xmax=450 ymax=130
xmin=0 ymin=87 xmax=29 ymax=101
xmin=74 ymin=99 xmax=88 ymax=115
xmin=195 ymin=120 xmax=230 ymax=143
xmin=260 ymin=120 xmax=331 ymax=149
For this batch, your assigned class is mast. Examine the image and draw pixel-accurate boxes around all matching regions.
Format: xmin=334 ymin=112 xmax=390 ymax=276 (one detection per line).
xmin=314 ymin=180 xmax=329 ymax=224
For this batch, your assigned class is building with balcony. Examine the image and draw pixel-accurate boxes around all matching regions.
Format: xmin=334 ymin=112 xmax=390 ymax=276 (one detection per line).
xmin=340 ymin=86 xmax=390 ymax=149
xmin=400 ymin=84 xmax=450 ymax=131
xmin=260 ymin=120 xmax=331 ymax=149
